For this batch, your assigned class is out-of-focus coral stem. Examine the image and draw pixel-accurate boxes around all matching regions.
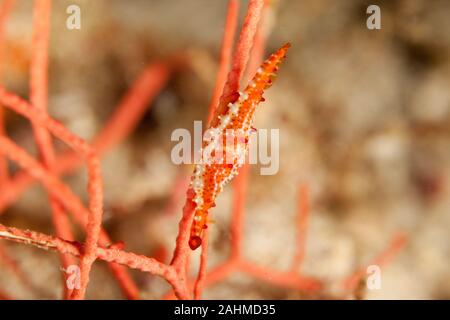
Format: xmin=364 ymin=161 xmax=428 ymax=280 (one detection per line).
xmin=239 ymin=261 xmax=322 ymax=291
xmin=169 ymin=189 xmax=196 ymax=299
xmin=206 ymin=0 xmax=240 ymax=126
xmin=0 ymin=224 xmax=170 ymax=277
xmin=341 ymin=232 xmax=408 ymax=292
xmin=91 ymin=61 xmax=171 ymax=155
xmin=0 ymin=87 xmax=103 ymax=300
xmin=30 ymin=0 xmax=53 ymax=166
xmin=230 ymin=165 xmax=249 ymax=259
xmin=0 ymin=60 xmax=172 ymax=214
xmin=193 ymin=0 xmax=241 ymax=300
xmin=29 ymin=0 xmax=77 ymax=299
xmin=192 ymin=0 xmax=268 ymax=299
xmin=211 ymin=0 xmax=265 ymax=127
xmin=0 ymin=223 xmax=192 ymax=299
xmin=0 ymin=0 xmax=14 ymax=186
xmin=193 ymin=231 xmax=208 ymax=299
xmin=0 ymin=132 xmax=138 ymax=299
xmin=292 ymin=184 xmax=310 ymax=271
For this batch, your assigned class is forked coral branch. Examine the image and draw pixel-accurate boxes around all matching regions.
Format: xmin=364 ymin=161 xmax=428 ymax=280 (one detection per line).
xmin=0 ymin=89 xmax=104 ymax=299
xmin=29 ymin=0 xmax=77 ymax=299
xmin=0 ymin=60 xmax=173 ymax=214
xmin=0 ymin=0 xmax=408 ymax=301
xmin=342 ymin=233 xmax=408 ymax=293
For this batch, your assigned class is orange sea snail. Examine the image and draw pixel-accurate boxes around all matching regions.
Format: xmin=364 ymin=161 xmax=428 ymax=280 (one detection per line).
xmin=189 ymin=43 xmax=291 ymax=250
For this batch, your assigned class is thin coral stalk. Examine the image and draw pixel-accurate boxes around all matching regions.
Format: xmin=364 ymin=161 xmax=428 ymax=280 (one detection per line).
xmin=0 ymin=223 xmax=195 ymax=299
xmin=169 ymin=190 xmax=196 ymax=298
xmin=0 ymin=0 xmax=14 ymax=186
xmin=29 ymin=0 xmax=77 ymax=299
xmin=188 ymin=1 xmax=280 ymax=252
xmin=212 ymin=0 xmax=265 ymax=126
xmin=188 ymin=182 xmax=320 ymax=297
xmin=206 ymin=0 xmax=240 ymax=126
xmin=73 ymin=155 xmax=103 ymax=299
xmin=193 ymin=231 xmax=209 ymax=299
xmin=0 ymin=224 xmax=169 ymax=277
xmin=230 ymin=165 xmax=249 ymax=259
xmin=292 ymin=184 xmax=310 ymax=271
xmin=165 ymin=257 xmax=323 ymax=299
xmin=91 ymin=61 xmax=171 ymax=155
xmin=238 ymin=260 xmax=322 ymax=291
xmin=245 ymin=0 xmax=272 ymax=78
xmin=173 ymin=0 xmax=292 ymax=300
xmin=192 ymin=0 xmax=271 ymax=299
xmin=0 ymin=0 xmax=14 ymax=77
xmin=0 ymin=60 xmax=172 ymax=214
xmin=227 ymin=0 xmax=271 ymax=261
xmin=195 ymin=260 xmax=237 ymax=289
xmin=193 ymin=0 xmax=241 ymax=300
xmin=29 ymin=0 xmax=53 ymax=164
xmin=0 ymin=133 xmax=137 ymax=299
xmin=0 ymin=0 xmax=39 ymax=299
xmin=0 ymin=88 xmax=104 ymax=300
xmin=341 ymin=232 xmax=408 ymax=292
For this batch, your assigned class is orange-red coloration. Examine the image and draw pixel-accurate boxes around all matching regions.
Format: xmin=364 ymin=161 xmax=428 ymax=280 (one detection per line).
xmin=189 ymin=43 xmax=291 ymax=250
xmin=0 ymin=0 xmax=407 ymax=301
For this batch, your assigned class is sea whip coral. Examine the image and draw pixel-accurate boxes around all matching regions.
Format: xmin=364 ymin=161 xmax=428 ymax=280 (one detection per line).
xmin=0 ymin=0 xmax=406 ymax=300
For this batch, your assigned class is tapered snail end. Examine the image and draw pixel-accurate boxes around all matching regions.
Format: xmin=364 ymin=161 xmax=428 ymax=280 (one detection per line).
xmin=189 ymin=236 xmax=202 ymax=250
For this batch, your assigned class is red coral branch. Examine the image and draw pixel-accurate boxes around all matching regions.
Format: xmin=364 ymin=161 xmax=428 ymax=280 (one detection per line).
xmin=0 ymin=88 xmax=133 ymax=299
xmin=0 ymin=134 xmax=100 ymax=299
xmin=29 ymin=0 xmax=77 ymax=299
xmin=193 ymin=231 xmax=209 ymax=300
xmin=206 ymin=0 xmax=240 ymax=126
xmin=0 ymin=0 xmax=36 ymax=299
xmin=0 ymin=0 xmax=408 ymax=301
xmin=0 ymin=0 xmax=14 ymax=185
xmin=0 ymin=224 xmax=170 ymax=277
xmin=0 ymin=60 xmax=172 ymax=214
xmin=211 ymin=0 xmax=265 ymax=127
xmin=190 ymin=0 xmax=294 ymax=300
xmin=341 ymin=232 xmax=408 ymax=293
xmin=292 ymin=184 xmax=310 ymax=271
xmin=190 ymin=0 xmax=273 ymax=299
xmin=169 ymin=189 xmax=196 ymax=299
xmin=239 ymin=261 xmax=322 ymax=291
xmin=0 ymin=131 xmax=138 ymax=299
xmin=91 ymin=61 xmax=172 ymax=155
xmin=163 ymin=182 xmax=322 ymax=299
xmin=0 ymin=223 xmax=196 ymax=299
xmin=230 ymin=166 xmax=248 ymax=259
xmin=193 ymin=0 xmax=242 ymax=300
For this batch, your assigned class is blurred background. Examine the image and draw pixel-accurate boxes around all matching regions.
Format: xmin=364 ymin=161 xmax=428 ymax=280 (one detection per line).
xmin=0 ymin=0 xmax=449 ymax=299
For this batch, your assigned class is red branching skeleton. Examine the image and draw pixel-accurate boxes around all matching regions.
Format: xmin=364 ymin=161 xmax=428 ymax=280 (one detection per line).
xmin=0 ymin=0 xmax=407 ymax=300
